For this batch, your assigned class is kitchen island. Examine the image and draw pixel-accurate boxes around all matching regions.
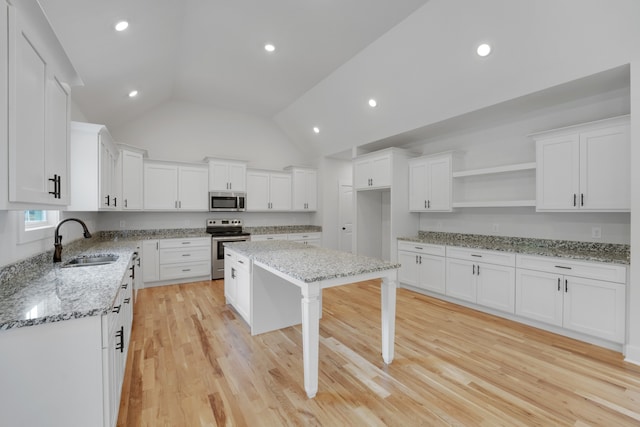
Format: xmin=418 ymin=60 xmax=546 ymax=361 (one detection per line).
xmin=224 ymin=240 xmax=400 ymax=398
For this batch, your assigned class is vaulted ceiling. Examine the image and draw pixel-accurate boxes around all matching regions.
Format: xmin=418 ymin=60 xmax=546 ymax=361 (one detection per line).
xmin=39 ymin=0 xmax=429 ymax=128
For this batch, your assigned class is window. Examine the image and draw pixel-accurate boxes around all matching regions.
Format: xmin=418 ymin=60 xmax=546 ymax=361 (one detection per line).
xmin=18 ymin=210 xmax=59 ymax=244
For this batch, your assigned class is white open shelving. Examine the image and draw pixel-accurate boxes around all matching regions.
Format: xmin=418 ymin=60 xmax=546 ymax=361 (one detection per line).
xmin=452 ymin=161 xmax=536 ymax=208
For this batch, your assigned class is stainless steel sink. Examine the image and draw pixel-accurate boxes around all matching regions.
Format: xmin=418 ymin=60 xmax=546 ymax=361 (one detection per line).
xmin=62 ymin=254 xmax=119 ymax=268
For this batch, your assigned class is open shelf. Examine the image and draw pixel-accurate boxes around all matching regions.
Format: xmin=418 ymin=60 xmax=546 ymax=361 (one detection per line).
xmin=452 ymin=162 xmax=536 ymax=178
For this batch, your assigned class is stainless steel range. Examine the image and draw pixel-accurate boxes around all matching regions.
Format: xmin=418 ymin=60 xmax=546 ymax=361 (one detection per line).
xmin=206 ymin=218 xmax=250 ymax=279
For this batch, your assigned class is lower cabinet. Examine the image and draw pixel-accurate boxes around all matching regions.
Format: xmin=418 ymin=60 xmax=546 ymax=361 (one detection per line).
xmin=224 ymin=250 xmax=251 ymax=323
xmin=288 ymin=232 xmax=322 ymax=247
xmin=397 ymin=241 xmax=446 ymax=294
xmin=142 ymin=237 xmax=211 ymax=286
xmin=515 ymin=255 xmax=626 ymax=343
xmin=445 ymin=247 xmax=516 ymax=314
xmin=0 ymin=256 xmax=134 ymax=427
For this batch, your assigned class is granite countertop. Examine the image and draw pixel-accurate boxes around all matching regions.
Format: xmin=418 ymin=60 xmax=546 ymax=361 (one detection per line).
xmin=225 ymin=240 xmax=399 ymax=283
xmin=398 ymin=232 xmax=630 ymax=265
xmin=0 ymin=228 xmax=211 ymax=332
xmin=244 ymin=225 xmax=322 ymax=236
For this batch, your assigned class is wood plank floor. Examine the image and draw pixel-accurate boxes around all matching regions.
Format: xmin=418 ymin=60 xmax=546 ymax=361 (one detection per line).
xmin=117 ymin=279 xmax=640 ymax=426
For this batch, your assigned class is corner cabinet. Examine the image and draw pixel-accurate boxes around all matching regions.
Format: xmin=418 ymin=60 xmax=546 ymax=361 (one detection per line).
xmin=246 ymin=170 xmax=292 ymax=211
xmin=285 ymin=167 xmax=317 ymax=211
xmin=408 ymin=153 xmax=452 ymax=212
xmin=534 ymin=115 xmax=630 ymax=212
xmin=205 ymin=157 xmax=247 ymax=192
xmin=68 ymin=122 xmax=120 ymax=211
xmin=1 ymin=0 xmax=81 ymax=209
xmin=143 ymin=162 xmax=209 ymax=211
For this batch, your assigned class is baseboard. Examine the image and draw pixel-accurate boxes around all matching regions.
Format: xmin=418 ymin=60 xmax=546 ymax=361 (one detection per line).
xmin=624 ymin=344 xmax=640 ymax=366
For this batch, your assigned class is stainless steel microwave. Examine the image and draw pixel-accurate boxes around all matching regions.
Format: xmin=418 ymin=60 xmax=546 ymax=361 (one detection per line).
xmin=209 ymin=192 xmax=246 ymax=212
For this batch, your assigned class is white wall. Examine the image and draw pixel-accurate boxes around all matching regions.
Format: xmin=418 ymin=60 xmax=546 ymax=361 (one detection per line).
xmin=414 ymin=87 xmax=631 ymax=244
xmin=110 ymin=100 xmax=313 ymax=170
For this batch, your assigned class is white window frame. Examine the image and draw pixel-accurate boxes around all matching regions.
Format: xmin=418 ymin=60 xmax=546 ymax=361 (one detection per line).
xmin=18 ymin=210 xmax=60 ymax=244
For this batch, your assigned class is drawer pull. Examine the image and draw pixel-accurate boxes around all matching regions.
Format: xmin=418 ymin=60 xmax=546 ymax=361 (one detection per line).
xmin=557 ymin=278 xmax=561 ymax=291
xmin=472 ymin=265 xmax=475 ymax=275
xmin=182 ymin=242 xmax=191 ymax=245
xmin=182 ymin=269 xmax=191 ymax=272
xmin=555 ymin=265 xmax=572 ymax=270
xmin=182 ymin=254 xmax=191 ymax=257
xmin=565 ymin=279 xmax=568 ymax=293
xmin=471 ymin=254 xmax=482 ymax=258
xmin=112 ymin=305 xmax=121 ymax=314
xmin=124 ymin=298 xmax=131 ymax=304
xmin=414 ymin=246 xmax=423 ymax=250
xmin=238 ymin=260 xmax=245 ymax=264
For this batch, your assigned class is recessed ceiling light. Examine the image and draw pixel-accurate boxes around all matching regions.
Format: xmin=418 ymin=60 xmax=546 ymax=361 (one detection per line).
xmin=313 ymin=127 xmax=320 ymax=134
xmin=264 ymin=44 xmax=275 ymax=53
xmin=115 ymin=21 xmax=129 ymax=32
xmin=128 ymin=90 xmax=138 ymax=98
xmin=477 ymin=43 xmax=491 ymax=57
xmin=368 ymin=99 xmax=378 ymax=108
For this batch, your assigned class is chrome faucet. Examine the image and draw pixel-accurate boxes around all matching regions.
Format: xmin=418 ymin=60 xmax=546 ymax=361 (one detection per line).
xmin=53 ymin=218 xmax=92 ymax=263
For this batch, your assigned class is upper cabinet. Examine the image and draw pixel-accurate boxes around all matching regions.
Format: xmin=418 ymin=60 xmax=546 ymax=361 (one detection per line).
xmin=68 ymin=122 xmax=120 ymax=211
xmin=143 ymin=161 xmax=208 ymax=211
xmin=534 ymin=115 xmax=630 ymax=212
xmin=205 ymin=158 xmax=246 ymax=192
xmin=354 ymin=151 xmax=392 ymax=190
xmin=408 ymin=153 xmax=452 ymax=212
xmin=117 ymin=144 xmax=147 ymax=210
xmin=246 ymin=170 xmax=292 ymax=211
xmin=285 ymin=167 xmax=317 ymax=211
xmin=0 ymin=0 xmax=81 ymax=209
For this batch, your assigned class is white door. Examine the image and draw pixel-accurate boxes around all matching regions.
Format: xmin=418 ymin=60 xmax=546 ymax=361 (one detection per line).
xmin=535 ymin=134 xmax=580 ymax=210
xmin=269 ymin=173 xmax=292 ymax=210
xmin=397 ymin=251 xmax=418 ymax=287
xmin=515 ymin=269 xmax=563 ymax=327
xmin=476 ymin=263 xmax=516 ymax=313
xmin=338 ymin=181 xmax=353 ymax=252
xmin=178 ymin=166 xmax=208 ymax=210
xmin=141 ymin=240 xmax=160 ymax=283
xmin=418 ymin=254 xmax=446 ymax=294
xmin=121 ymin=150 xmax=143 ymax=210
xmin=144 ymin=163 xmax=178 ymax=210
xmin=409 ymin=160 xmax=428 ymax=211
xmin=427 ymin=156 xmax=452 ymax=212
xmin=246 ymin=171 xmax=270 ymax=211
xmin=445 ymin=258 xmax=476 ymax=303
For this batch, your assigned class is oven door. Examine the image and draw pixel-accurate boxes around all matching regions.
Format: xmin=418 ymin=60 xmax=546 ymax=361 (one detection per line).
xmin=211 ymin=235 xmax=249 ymax=279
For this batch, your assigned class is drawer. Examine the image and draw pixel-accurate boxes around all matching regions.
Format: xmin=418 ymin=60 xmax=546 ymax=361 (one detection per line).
xmin=159 ymin=237 xmax=210 ymax=249
xmin=159 ymin=246 xmax=210 ymax=264
xmin=159 ymin=261 xmax=210 ymax=280
xmin=288 ymin=232 xmax=322 ymax=241
xmin=235 ymin=253 xmax=250 ymax=271
xmin=446 ymin=246 xmax=515 ymax=267
xmin=398 ymin=241 xmax=445 ymax=257
xmin=516 ymin=254 xmax=626 ymax=284
xmin=251 ymin=234 xmax=285 ymax=241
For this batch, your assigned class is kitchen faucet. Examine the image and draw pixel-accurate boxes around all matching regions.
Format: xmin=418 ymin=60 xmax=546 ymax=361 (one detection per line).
xmin=53 ymin=218 xmax=92 ymax=263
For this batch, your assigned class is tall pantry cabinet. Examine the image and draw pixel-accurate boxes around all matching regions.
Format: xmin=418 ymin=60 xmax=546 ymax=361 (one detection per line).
xmin=0 ymin=0 xmax=81 ymax=209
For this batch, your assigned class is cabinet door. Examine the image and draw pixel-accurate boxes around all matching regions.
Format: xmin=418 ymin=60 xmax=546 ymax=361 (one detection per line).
xmin=304 ymin=170 xmax=317 ymax=210
xmin=121 ymin=151 xmax=143 ymax=210
xmin=269 ymin=173 xmax=291 ymax=210
xmin=246 ymin=171 xmax=270 ymax=210
xmin=515 ymin=269 xmax=563 ymax=327
xmin=209 ymin=161 xmax=231 ymax=191
xmin=445 ymin=258 xmax=476 ymax=303
xmin=563 ymin=276 xmax=625 ymax=343
xmin=476 ymin=263 xmax=515 ymax=313
xmin=144 ymin=163 xmax=178 ymax=210
xmin=235 ymin=264 xmax=251 ymax=323
xmin=224 ymin=253 xmax=237 ymax=304
xmin=178 ymin=166 xmax=208 ymax=210
xmin=228 ymin=163 xmax=246 ymax=192
xmin=417 ymin=254 xmax=446 ymax=294
xmin=409 ymin=161 xmax=428 ymax=211
xmin=46 ymin=77 xmax=71 ymax=205
xmin=579 ymin=124 xmax=630 ymax=211
xmin=291 ymin=169 xmax=317 ymax=211
xmin=99 ymin=139 xmax=118 ymax=209
xmin=353 ymin=159 xmax=372 ymax=190
xmin=371 ymin=155 xmax=391 ymax=188
xmin=142 ymin=240 xmax=160 ymax=283
xmin=398 ymin=251 xmax=419 ymax=287
xmin=427 ymin=156 xmax=452 ymax=212
xmin=536 ymin=134 xmax=580 ymax=210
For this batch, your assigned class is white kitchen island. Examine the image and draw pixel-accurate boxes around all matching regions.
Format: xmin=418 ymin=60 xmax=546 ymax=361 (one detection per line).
xmin=224 ymin=240 xmax=400 ymax=398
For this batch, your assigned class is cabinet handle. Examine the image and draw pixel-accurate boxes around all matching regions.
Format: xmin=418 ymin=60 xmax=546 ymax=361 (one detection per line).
xmin=557 ymin=278 xmax=561 ymax=291
xmin=156 ymin=242 xmax=159 ymax=250
xmin=424 ymin=200 xmax=427 ymax=209
xmin=124 ymin=199 xmax=128 ymax=208
xmin=122 ymin=283 xmax=128 ymax=289
xmin=124 ymin=298 xmax=131 ymax=304
xmin=419 ymin=256 xmax=422 ymax=264
xmin=554 ymin=265 xmax=572 ymax=270
xmin=414 ymin=246 xmax=423 ymax=250
xmin=427 ymin=200 xmax=430 ymax=209
xmin=231 ymin=268 xmax=236 ymax=279
xmin=137 ymin=257 xmax=141 ymax=267
xmin=581 ymin=193 xmax=584 ymax=207
xmin=182 ymin=242 xmax=191 ymax=244
xmin=238 ymin=260 xmax=245 ymax=264
xmin=573 ymin=193 xmax=577 ymax=207
xmin=477 ymin=265 xmax=480 ymax=275
xmin=416 ymin=255 xmax=419 ymax=264
xmin=112 ymin=305 xmax=121 ymax=313
xmin=182 ymin=254 xmax=191 ymax=257
xmin=471 ymin=254 xmax=482 ymax=258
xmin=105 ymin=195 xmax=110 ymax=206
xmin=179 ymin=201 xmax=182 ymax=208
xmin=565 ymin=279 xmax=568 ymax=293
xmin=113 ymin=197 xmax=117 ymax=207
xmin=472 ymin=265 xmax=475 ymax=275
xmin=115 ymin=326 xmax=124 ymax=353
xmin=182 ymin=269 xmax=191 ymax=272
xmin=48 ymin=174 xmax=60 ymax=199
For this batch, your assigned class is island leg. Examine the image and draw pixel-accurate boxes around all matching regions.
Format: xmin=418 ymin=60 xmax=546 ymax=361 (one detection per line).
xmin=381 ymin=274 xmax=397 ymax=364
xmin=301 ymin=283 xmax=321 ymax=398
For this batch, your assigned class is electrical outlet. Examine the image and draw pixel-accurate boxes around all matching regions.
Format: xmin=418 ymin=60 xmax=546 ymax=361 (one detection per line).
xmin=492 ymin=223 xmax=499 ymax=233
xmin=436 ymin=221 xmax=443 ymax=229
xmin=592 ymin=226 xmax=602 ymax=239
xmin=119 ymin=220 xmax=126 ymax=228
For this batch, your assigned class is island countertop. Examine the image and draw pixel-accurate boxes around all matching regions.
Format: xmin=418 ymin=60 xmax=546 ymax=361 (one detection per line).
xmin=225 ymin=240 xmax=399 ymax=283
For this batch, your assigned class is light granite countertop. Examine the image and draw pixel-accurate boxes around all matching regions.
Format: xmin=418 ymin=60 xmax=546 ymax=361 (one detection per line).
xmin=225 ymin=240 xmax=399 ymax=283
xmin=399 ymin=232 xmax=630 ymax=265
xmin=0 ymin=228 xmax=211 ymax=331
xmin=244 ymin=225 xmax=322 ymax=236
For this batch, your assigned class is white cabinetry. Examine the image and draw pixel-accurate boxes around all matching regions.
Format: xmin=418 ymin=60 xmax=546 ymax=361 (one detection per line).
xmin=354 ymin=152 xmax=391 ymax=190
xmin=144 ymin=237 xmax=211 ymax=286
xmin=117 ymin=145 xmax=146 ymax=210
xmin=446 ymin=247 xmax=516 ymax=314
xmin=408 ymin=153 xmax=452 ymax=212
xmin=246 ymin=170 xmax=292 ymax=211
xmin=534 ymin=115 xmax=630 ymax=212
xmin=286 ymin=167 xmax=317 ymax=211
xmin=224 ymin=250 xmax=251 ymax=323
xmin=69 ymin=122 xmax=120 ymax=211
xmin=288 ymin=232 xmax=321 ymax=246
xmin=397 ymin=241 xmax=446 ymax=294
xmin=206 ymin=158 xmax=246 ymax=191
xmin=515 ymin=255 xmax=626 ymax=343
xmin=143 ymin=162 xmax=209 ymax=211
xmin=142 ymin=239 xmax=160 ymax=283
xmin=1 ymin=0 xmax=80 ymax=208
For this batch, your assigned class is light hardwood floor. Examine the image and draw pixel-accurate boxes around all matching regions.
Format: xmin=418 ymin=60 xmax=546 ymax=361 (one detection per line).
xmin=118 ymin=279 xmax=640 ymax=426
